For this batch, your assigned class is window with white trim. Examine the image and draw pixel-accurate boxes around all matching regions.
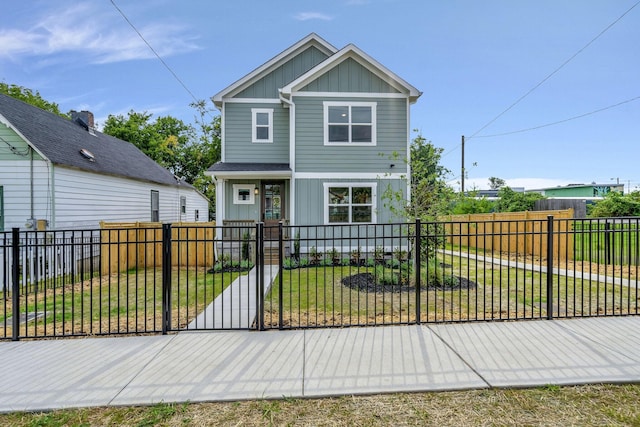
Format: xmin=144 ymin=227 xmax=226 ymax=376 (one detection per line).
xmin=252 ymin=108 xmax=273 ymax=143
xmin=324 ymin=102 xmax=376 ymax=145
xmin=324 ymin=183 xmax=376 ymax=224
xmin=233 ymin=184 xmax=256 ymax=204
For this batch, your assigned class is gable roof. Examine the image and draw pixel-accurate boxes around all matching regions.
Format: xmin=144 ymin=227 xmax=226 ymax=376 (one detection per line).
xmin=0 ymin=93 xmax=192 ymax=188
xmin=212 ymin=33 xmax=338 ymax=107
xmin=281 ymin=43 xmax=422 ymax=103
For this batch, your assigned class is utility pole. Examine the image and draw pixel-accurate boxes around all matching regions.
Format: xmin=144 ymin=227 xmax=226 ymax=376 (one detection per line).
xmin=461 ymin=135 xmax=465 ymax=194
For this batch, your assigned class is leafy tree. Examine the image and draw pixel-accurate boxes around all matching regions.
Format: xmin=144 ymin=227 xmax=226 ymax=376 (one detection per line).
xmin=589 ymin=191 xmax=640 ymax=217
xmin=102 ymin=102 xmax=221 ymax=217
xmin=407 ymin=132 xmax=454 ymax=219
xmin=488 ymin=177 xmax=506 ymax=190
xmin=0 ymin=82 xmax=68 ymax=118
xmin=450 ymin=191 xmax=495 ymax=214
xmin=494 ymin=187 xmax=544 ymax=212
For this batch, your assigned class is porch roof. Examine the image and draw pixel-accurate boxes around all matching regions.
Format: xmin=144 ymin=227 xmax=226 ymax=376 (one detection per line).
xmin=206 ymin=162 xmax=291 ymax=179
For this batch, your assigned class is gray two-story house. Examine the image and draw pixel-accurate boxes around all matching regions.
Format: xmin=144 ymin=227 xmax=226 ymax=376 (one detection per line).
xmin=207 ymin=33 xmax=421 ymax=242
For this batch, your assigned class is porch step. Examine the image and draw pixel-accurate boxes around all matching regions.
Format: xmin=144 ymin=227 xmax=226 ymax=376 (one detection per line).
xmin=263 ymin=247 xmax=282 ymax=265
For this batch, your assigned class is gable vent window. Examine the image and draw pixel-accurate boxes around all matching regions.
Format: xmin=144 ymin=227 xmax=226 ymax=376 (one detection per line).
xmin=324 ymin=102 xmax=376 ymax=146
xmin=251 ymin=108 xmax=273 ymax=143
xmin=79 ymin=148 xmax=95 ymax=162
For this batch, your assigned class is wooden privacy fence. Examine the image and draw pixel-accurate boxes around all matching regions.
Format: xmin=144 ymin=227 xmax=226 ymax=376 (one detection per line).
xmin=100 ymin=222 xmax=216 ymax=275
xmin=443 ymin=209 xmax=575 ymax=260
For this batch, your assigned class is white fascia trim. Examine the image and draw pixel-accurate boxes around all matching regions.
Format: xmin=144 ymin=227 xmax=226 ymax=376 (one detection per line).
xmin=212 ymin=33 xmax=338 ymax=106
xmin=221 ymin=102 xmax=226 ymax=162
xmin=406 ymin=98 xmax=412 ymax=205
xmin=296 ymin=172 xmax=406 ymax=180
xmin=222 ymin=98 xmax=281 ymax=104
xmin=294 ymin=91 xmax=408 ymax=99
xmin=211 ymin=171 xmax=292 ymax=180
xmin=281 ymin=45 xmax=422 ymax=101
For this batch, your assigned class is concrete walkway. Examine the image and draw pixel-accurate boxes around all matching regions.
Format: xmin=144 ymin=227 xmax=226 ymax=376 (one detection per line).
xmin=187 ymin=265 xmax=279 ymax=330
xmin=1 ymin=316 xmax=640 ymax=413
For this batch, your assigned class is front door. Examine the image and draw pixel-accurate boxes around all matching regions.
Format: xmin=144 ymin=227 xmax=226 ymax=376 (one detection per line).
xmin=262 ymin=182 xmax=284 ymax=240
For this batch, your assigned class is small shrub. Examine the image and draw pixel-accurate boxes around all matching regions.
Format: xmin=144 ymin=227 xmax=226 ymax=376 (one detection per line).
xmin=350 ymin=247 xmax=362 ymax=265
xmin=298 ymin=257 xmax=310 ymax=267
xmin=239 ymin=259 xmax=254 ymax=270
xmin=292 ymin=231 xmax=300 ymax=260
xmin=374 ymin=246 xmax=385 ymax=264
xmin=386 ymin=258 xmax=400 ymax=269
xmin=326 ymin=248 xmax=341 ymax=265
xmin=319 ymin=258 xmax=333 ymax=267
xmin=341 ymin=257 xmax=351 ymax=266
xmin=241 ymin=231 xmax=251 ymax=261
xmin=309 ymin=247 xmax=323 ymax=265
xmin=283 ymin=257 xmax=298 ymax=270
xmin=364 ymin=258 xmax=376 ymax=267
xmin=393 ymin=247 xmax=408 ymax=261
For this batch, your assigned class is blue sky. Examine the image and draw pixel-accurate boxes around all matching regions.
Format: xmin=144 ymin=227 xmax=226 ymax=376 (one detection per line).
xmin=1 ymin=0 xmax=638 ymax=192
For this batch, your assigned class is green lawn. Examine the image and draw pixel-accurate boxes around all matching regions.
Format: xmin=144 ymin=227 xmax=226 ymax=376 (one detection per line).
xmin=264 ymin=253 xmax=639 ymax=328
xmin=1 ymin=268 xmax=239 ymax=339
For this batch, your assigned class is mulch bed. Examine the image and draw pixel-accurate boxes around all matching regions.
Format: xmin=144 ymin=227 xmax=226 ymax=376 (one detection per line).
xmin=341 ymin=273 xmax=477 ymax=293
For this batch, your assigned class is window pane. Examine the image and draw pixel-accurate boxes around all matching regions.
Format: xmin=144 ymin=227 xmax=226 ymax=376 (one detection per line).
xmin=329 ymin=206 xmax=349 ymax=223
xmin=328 ymin=187 xmax=349 ymax=204
xmin=351 ymin=106 xmax=371 ymax=123
xmin=328 ymin=106 xmax=349 ymax=123
xmin=238 ymin=189 xmax=250 ymax=201
xmin=352 ymin=187 xmax=372 ymax=204
xmin=256 ymin=112 xmax=269 ymax=126
xmin=352 ymin=125 xmax=372 ymax=142
xmin=352 ymin=206 xmax=372 ymax=223
xmin=256 ymin=127 xmax=269 ymax=140
xmin=328 ymin=125 xmax=349 ymax=142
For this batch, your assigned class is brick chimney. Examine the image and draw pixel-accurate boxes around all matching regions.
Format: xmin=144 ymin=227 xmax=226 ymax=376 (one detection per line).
xmin=71 ymin=110 xmax=95 ymax=133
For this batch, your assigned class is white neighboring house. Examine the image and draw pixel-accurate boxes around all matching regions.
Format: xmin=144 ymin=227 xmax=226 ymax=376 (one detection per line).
xmin=0 ymin=93 xmax=209 ymax=231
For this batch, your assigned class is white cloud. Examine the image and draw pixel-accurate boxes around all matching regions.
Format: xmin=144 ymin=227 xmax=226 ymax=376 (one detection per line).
xmin=0 ymin=3 xmax=200 ymax=64
xmin=294 ymin=12 xmax=334 ymax=21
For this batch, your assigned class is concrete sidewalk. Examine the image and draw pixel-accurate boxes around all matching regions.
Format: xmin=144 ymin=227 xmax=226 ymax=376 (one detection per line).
xmin=1 ymin=317 xmax=640 ymax=413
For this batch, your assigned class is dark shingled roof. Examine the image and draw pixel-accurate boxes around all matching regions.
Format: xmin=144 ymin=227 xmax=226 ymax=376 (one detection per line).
xmin=208 ymin=162 xmax=291 ymax=172
xmin=0 ymin=93 xmax=191 ymax=188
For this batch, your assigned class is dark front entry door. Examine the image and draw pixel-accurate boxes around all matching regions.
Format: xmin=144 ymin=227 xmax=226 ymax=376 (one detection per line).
xmin=262 ymin=182 xmax=284 ymax=240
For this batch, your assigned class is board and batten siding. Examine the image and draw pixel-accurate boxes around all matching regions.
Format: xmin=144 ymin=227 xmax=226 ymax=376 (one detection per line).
xmin=300 ymin=57 xmax=402 ymax=94
xmin=295 ymin=178 xmax=407 ymax=226
xmin=224 ymin=102 xmax=289 ymax=163
xmin=223 ymin=179 xmax=261 ymax=222
xmin=53 ymin=168 xmax=208 ymax=229
xmin=293 ymin=96 xmax=409 ymax=173
xmin=235 ymin=45 xmax=330 ymax=99
xmin=0 ymin=159 xmax=50 ymax=230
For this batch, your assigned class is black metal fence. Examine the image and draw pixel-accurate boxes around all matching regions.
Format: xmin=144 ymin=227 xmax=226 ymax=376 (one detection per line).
xmin=1 ymin=216 xmax=639 ymax=340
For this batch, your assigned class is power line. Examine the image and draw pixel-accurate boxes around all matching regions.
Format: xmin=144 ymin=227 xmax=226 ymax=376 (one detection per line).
xmin=109 ymin=0 xmax=202 ymax=106
xmin=466 ymin=0 xmax=640 ymax=141
xmin=475 ymin=95 xmax=640 ymax=138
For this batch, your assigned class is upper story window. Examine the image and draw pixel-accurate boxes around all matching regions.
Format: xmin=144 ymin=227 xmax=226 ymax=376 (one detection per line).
xmin=252 ymin=108 xmax=273 ymax=143
xmin=324 ymin=102 xmax=376 ymax=146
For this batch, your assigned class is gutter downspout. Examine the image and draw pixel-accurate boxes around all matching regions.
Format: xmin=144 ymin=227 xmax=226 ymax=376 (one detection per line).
xmin=279 ymin=90 xmax=295 ymax=226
